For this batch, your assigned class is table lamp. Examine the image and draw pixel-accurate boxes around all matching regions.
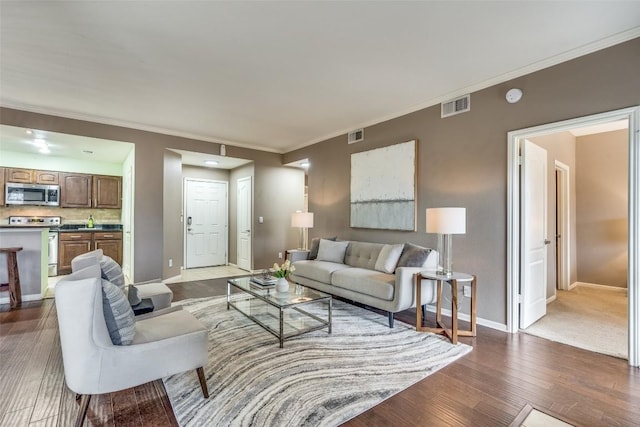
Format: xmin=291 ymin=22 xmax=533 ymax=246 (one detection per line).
xmin=426 ymin=207 xmax=466 ymax=276
xmin=291 ymin=211 xmax=314 ymax=250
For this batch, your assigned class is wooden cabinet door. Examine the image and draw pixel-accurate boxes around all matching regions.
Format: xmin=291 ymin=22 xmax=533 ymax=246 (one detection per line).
xmin=93 ymin=175 xmax=122 ymax=209
xmin=6 ymin=168 xmax=34 ymax=183
xmin=94 ymin=232 xmax=123 ymax=265
xmin=58 ymin=233 xmax=93 ymax=275
xmin=60 ymin=173 xmax=92 ymax=208
xmin=35 ymin=170 xmax=59 ymax=185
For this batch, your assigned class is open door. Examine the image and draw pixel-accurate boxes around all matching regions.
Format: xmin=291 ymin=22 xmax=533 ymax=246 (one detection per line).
xmin=520 ymin=139 xmax=549 ymax=328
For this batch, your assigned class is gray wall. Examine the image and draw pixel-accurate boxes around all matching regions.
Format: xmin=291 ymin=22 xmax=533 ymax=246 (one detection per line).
xmin=576 ymin=129 xmax=628 ymax=287
xmin=284 ymin=38 xmax=640 ymax=325
xmin=163 ymin=150 xmax=183 ymax=279
xmin=182 ymin=164 xmax=230 ymax=182
xmin=529 ymin=132 xmax=578 ymax=298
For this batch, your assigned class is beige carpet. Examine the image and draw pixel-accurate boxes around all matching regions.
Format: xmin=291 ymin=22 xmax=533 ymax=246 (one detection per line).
xmin=523 ymin=285 xmax=627 ymax=359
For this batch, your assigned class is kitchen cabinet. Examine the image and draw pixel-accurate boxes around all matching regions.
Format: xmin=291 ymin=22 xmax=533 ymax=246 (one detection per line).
xmin=6 ymin=168 xmax=34 ymax=183
xmin=35 ymin=170 xmax=59 ymax=184
xmin=60 ymin=173 xmax=122 ymax=209
xmin=94 ymin=231 xmax=123 ymax=265
xmin=58 ymin=231 xmax=123 ymax=275
xmin=60 ymin=173 xmax=92 ymax=208
xmin=5 ymin=168 xmax=59 ymax=184
xmin=93 ymin=175 xmax=122 ymax=209
xmin=58 ymin=232 xmax=93 ymax=274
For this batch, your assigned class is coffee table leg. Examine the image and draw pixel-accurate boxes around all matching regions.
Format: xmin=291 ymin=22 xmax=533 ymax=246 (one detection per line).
xmin=328 ymin=298 xmax=332 ymax=334
xmin=227 ymin=282 xmax=230 ymax=309
xmin=279 ymin=307 xmax=284 ymax=348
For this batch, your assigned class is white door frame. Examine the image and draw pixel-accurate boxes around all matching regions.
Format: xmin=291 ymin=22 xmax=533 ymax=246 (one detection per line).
xmin=236 ymin=176 xmax=252 ymax=271
xmin=554 ymin=160 xmax=571 ymax=291
xmin=507 ymin=106 xmax=640 ymax=366
xmin=183 ymin=178 xmax=229 ymax=268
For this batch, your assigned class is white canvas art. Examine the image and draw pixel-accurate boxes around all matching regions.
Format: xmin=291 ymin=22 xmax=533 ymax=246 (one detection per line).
xmin=350 ymin=140 xmax=416 ymax=230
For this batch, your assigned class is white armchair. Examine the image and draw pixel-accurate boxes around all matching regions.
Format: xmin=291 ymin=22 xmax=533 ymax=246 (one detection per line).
xmin=55 ymin=276 xmax=209 ymax=427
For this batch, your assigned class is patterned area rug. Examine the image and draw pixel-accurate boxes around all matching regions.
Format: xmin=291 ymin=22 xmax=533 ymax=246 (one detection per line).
xmin=164 ymin=296 xmax=472 ymax=427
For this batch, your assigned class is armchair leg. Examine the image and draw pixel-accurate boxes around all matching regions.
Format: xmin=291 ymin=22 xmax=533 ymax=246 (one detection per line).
xmin=196 ymin=367 xmax=209 ymax=398
xmin=388 ymin=312 xmax=394 ymax=328
xmin=75 ymin=394 xmax=91 ymax=427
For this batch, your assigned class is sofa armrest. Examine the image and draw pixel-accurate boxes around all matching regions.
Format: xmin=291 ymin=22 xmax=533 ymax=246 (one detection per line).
xmin=395 ymin=267 xmax=438 ymax=309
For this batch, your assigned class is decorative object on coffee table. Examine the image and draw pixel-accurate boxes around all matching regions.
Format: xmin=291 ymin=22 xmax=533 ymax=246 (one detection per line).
xmin=272 ymin=259 xmax=295 ymax=293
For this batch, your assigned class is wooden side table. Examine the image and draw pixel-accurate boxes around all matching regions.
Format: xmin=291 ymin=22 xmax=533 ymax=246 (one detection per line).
xmin=415 ymin=270 xmax=477 ymax=344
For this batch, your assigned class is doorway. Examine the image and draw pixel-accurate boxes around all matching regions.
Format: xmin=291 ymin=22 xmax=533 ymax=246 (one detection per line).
xmin=507 ymin=106 xmax=640 ymax=366
xmin=184 ymin=179 xmax=228 ymax=268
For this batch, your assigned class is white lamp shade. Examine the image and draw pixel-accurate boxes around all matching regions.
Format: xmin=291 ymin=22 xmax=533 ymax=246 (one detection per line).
xmin=426 ymin=207 xmax=466 ymax=234
xmin=291 ymin=212 xmax=314 ymax=228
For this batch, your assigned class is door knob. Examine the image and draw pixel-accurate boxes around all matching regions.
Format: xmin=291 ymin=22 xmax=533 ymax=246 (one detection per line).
xmin=544 ymin=239 xmax=551 ymax=245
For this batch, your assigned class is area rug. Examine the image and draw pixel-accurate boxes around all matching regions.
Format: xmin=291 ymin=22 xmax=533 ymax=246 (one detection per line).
xmin=163 ymin=296 xmax=472 ymax=427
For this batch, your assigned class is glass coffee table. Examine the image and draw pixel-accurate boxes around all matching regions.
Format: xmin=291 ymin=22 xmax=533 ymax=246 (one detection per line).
xmin=227 ymin=277 xmax=332 ymax=348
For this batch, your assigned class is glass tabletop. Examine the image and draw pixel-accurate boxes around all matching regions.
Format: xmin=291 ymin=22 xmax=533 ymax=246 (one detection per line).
xmin=228 ymin=276 xmax=330 ymax=307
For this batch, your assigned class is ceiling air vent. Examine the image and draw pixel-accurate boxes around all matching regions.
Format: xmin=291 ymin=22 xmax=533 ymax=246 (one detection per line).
xmin=441 ymin=94 xmax=470 ymax=118
xmin=348 ymin=128 xmax=364 ymax=144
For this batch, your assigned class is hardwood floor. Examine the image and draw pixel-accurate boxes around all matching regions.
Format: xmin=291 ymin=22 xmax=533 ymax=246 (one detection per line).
xmin=1 ymin=278 xmax=639 ymax=426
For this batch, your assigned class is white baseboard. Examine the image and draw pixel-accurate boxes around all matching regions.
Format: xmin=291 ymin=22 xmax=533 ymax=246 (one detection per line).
xmin=0 ymin=294 xmax=42 ymax=305
xmin=546 ymin=294 xmax=557 ymax=304
xmin=424 ymin=306 xmax=507 ymax=332
xmin=163 ymin=274 xmax=182 ymax=283
xmin=569 ymin=281 xmax=579 ymax=290
xmin=575 ymin=281 xmax=628 ymax=293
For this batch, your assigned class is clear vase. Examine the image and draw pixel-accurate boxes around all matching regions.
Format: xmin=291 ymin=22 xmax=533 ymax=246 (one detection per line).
xmin=275 ymin=277 xmax=290 ymax=293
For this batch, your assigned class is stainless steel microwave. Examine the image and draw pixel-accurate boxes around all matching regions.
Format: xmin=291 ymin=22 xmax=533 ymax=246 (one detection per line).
xmin=5 ymin=182 xmax=60 ymax=206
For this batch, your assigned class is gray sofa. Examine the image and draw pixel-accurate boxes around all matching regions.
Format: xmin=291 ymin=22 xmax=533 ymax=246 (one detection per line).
xmin=289 ymin=239 xmax=439 ymax=327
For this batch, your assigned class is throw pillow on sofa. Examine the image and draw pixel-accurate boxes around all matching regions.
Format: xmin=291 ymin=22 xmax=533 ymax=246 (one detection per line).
xmin=397 ymin=242 xmax=432 ymax=268
xmin=316 ymin=239 xmax=349 ymax=263
xmin=309 ymin=236 xmax=337 ymax=260
xmin=374 ymin=243 xmax=405 ymax=273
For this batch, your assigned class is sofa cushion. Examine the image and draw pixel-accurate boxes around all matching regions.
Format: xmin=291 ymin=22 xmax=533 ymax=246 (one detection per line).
xmin=344 ymin=241 xmax=385 ymax=269
xmin=397 ymin=243 xmax=432 ymax=268
xmin=291 ymin=260 xmax=351 ymax=284
xmin=100 ymin=255 xmax=126 ymax=290
xmin=331 ymin=268 xmax=395 ymax=301
xmin=309 ymin=236 xmax=337 ymax=260
xmin=102 ymin=279 xmax=136 ymax=345
xmin=66 ymin=263 xmax=102 ymax=281
xmin=316 ymin=239 xmax=349 ymax=263
xmin=374 ymin=243 xmax=404 ymax=273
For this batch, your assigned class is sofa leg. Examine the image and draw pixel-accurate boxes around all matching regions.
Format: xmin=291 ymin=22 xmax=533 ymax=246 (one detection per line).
xmin=197 ymin=367 xmax=209 ymax=398
xmin=388 ymin=312 xmax=394 ymax=328
xmin=75 ymin=394 xmax=91 ymax=427
xmin=422 ymin=304 xmax=427 ymax=320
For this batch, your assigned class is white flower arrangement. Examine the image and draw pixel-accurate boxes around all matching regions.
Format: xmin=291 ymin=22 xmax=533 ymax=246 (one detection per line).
xmin=273 ymin=259 xmax=295 ymax=278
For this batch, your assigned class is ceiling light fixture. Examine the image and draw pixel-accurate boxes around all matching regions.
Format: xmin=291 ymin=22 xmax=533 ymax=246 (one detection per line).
xmin=25 ymin=130 xmax=33 ymax=135
xmin=300 ymin=161 xmax=310 ymax=167
xmin=204 ymin=160 xmax=219 ymax=166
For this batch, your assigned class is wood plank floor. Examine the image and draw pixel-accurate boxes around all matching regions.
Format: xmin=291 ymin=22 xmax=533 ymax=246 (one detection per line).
xmin=1 ymin=278 xmax=639 ymax=426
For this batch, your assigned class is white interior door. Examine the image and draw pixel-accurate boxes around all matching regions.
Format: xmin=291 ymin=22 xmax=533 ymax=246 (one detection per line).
xmin=185 ymin=179 xmax=227 ymax=268
xmin=520 ymin=139 xmax=549 ymax=329
xmin=237 ymin=176 xmax=252 ymax=271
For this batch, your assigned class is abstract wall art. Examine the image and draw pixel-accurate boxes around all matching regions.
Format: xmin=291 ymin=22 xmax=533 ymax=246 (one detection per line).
xmin=350 ymin=139 xmax=417 ymax=230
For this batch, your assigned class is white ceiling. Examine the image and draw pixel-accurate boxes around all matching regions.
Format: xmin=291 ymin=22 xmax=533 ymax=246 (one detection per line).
xmin=1 ymin=1 xmax=639 ymax=154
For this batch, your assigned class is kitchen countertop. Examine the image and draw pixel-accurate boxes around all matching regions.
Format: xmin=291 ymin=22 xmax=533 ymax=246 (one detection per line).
xmin=57 ymin=224 xmax=123 ymax=232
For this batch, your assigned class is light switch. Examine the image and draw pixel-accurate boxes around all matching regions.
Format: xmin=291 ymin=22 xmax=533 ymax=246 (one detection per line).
xmin=258 ymin=216 xmax=264 ymax=223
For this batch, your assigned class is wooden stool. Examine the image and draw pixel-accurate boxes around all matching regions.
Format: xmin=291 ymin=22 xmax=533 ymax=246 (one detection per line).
xmin=0 ymin=247 xmax=23 ymax=308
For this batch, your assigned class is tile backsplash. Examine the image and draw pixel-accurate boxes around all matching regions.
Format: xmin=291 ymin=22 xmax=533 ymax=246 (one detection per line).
xmin=0 ymin=206 xmax=122 ymax=225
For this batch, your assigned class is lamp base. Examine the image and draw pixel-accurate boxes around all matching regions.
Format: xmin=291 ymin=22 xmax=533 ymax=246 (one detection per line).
xmin=436 ymin=233 xmax=454 ymax=276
